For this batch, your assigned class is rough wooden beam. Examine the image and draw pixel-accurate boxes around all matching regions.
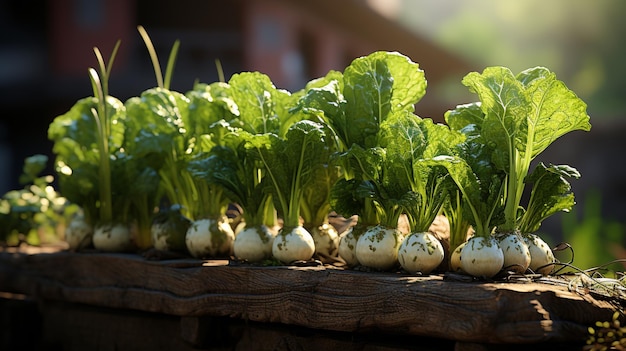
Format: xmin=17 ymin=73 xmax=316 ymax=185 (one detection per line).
xmin=0 ymin=249 xmax=618 ymax=345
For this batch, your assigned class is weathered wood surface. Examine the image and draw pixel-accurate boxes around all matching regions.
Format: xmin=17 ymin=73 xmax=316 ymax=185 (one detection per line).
xmin=0 ymin=247 xmax=619 ymax=345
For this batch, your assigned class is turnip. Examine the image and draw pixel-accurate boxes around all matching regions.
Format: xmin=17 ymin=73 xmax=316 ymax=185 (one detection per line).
xmin=460 ymin=236 xmax=504 ymax=278
xmin=233 ymin=224 xmax=275 ymax=262
xmin=428 ymin=152 xmax=506 ymax=278
xmin=93 ymin=223 xmax=134 ymax=252
xmin=376 ymin=116 xmax=460 ymax=275
xmin=64 ymin=215 xmax=93 ymax=251
xmin=337 ymin=223 xmax=368 ymax=267
xmin=186 ymin=217 xmax=234 ymax=258
xmin=151 ymin=205 xmax=191 ymax=252
xmin=49 ymin=43 xmax=129 ymax=250
xmin=247 ymin=120 xmax=333 ymax=264
xmin=356 ymin=225 xmax=404 ymax=271
xmin=495 ymin=231 xmax=531 ymax=274
xmin=524 ymin=233 xmax=555 ymax=275
xmin=433 ymin=66 xmax=589 ymax=278
xmin=272 ymin=226 xmax=316 ymax=264
xmin=449 ymin=241 xmax=465 ymax=272
xmin=398 ymin=232 xmax=444 ymax=275
xmin=297 ymin=52 xmax=429 ymax=270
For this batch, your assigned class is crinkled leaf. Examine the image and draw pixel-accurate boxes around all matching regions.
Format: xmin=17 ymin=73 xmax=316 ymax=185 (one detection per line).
xmin=461 ymin=66 xmax=591 ymax=231
xmin=248 ymin=120 xmax=329 ymax=227
xmin=519 ymin=163 xmax=579 ymax=233
xmin=444 ymin=102 xmax=485 ymax=139
xmin=342 ymin=51 xmax=426 ymax=149
xmin=517 ymin=67 xmax=592 ymax=159
xmin=227 ymin=72 xmax=286 ymax=135
xmin=186 ymin=82 xmax=239 ymax=139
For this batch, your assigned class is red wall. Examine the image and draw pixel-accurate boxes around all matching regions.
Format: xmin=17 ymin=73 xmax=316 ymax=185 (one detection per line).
xmin=49 ymin=0 xmax=135 ymax=76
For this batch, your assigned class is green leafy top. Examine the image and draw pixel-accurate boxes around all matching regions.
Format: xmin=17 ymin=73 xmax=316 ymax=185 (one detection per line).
xmin=445 ymin=66 xmax=590 ymax=234
xmin=518 ymin=163 xmax=579 ymax=233
xmin=379 ymin=112 xmax=462 ymax=232
xmin=0 ymin=155 xmax=75 ymax=245
xmin=48 ymin=96 xmax=126 ymax=225
xmin=247 ymin=120 xmax=330 ymax=229
xmin=227 ymin=72 xmax=302 ymax=137
xmin=187 ymin=130 xmax=274 ymax=227
xmin=295 ymin=51 xmax=427 ymax=180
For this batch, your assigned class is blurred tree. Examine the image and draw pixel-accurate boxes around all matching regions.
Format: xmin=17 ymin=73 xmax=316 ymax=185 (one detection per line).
xmin=395 ymin=0 xmax=626 ymax=119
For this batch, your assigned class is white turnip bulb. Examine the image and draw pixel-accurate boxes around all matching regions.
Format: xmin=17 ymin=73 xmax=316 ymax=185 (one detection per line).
xmin=496 ymin=232 xmax=531 ymax=274
xmin=355 ymin=225 xmax=404 ymax=271
xmin=460 ymin=236 xmax=504 ymax=278
xmin=272 ymin=226 xmax=315 ymax=264
xmin=186 ymin=217 xmax=235 ymax=258
xmin=233 ymin=224 xmax=275 ymax=262
xmin=93 ymin=223 xmax=134 ymax=252
xmin=524 ymin=233 xmax=555 ymax=275
xmin=398 ymin=232 xmax=444 ymax=274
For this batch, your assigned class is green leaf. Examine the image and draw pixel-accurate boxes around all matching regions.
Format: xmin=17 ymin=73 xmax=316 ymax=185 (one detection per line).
xmin=427 ymin=152 xmax=505 ymax=237
xmin=460 ymin=66 xmax=591 ymax=232
xmin=378 ymin=112 xmax=462 ymax=231
xmin=444 ymin=102 xmax=484 ymax=138
xmin=462 ymin=67 xmax=527 ymax=171
xmin=19 ymin=155 xmax=48 ymax=185
xmin=228 ymin=72 xmax=288 ymax=135
xmin=518 ymin=163 xmax=579 ymax=233
xmin=186 ymin=83 xmax=238 ymax=138
xmin=517 ymin=67 xmax=592 ymax=159
xmin=342 ymin=51 xmax=426 ymax=149
xmin=249 ymin=120 xmax=329 ymax=228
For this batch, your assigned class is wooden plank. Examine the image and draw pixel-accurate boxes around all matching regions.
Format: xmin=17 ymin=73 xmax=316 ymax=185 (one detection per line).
xmin=0 ymin=248 xmax=618 ymax=345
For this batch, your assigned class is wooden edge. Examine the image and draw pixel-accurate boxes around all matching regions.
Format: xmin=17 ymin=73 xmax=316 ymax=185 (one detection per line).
xmin=0 ymin=249 xmax=619 ymax=344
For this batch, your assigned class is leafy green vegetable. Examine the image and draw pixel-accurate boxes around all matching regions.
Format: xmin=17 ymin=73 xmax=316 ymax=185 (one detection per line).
xmin=296 ymin=51 xmax=428 ymax=229
xmin=296 ymin=51 xmax=426 ymax=180
xmin=340 ymin=51 xmax=426 ymax=149
xmin=227 ymin=72 xmax=302 ymax=137
xmin=459 ymin=66 xmax=591 ymax=232
xmin=0 ymin=155 xmax=76 ymax=245
xmin=187 ymin=136 xmax=273 ymax=227
xmin=518 ymin=163 xmax=579 ymax=234
xmin=124 ymin=88 xmax=198 ymax=218
xmin=247 ymin=120 xmax=330 ymax=229
xmin=378 ymin=112 xmax=462 ymax=232
xmin=48 ymin=95 xmax=126 ymax=226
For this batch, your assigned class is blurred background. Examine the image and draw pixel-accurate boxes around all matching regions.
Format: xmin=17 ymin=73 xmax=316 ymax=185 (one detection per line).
xmin=1 ymin=0 xmax=625 ymax=268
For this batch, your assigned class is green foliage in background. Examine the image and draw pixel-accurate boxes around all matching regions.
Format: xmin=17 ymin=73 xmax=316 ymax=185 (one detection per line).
xmin=397 ymin=0 xmax=626 ymax=119
xmin=0 ymin=155 xmax=78 ymax=246
xmin=560 ymin=189 xmax=625 ymax=272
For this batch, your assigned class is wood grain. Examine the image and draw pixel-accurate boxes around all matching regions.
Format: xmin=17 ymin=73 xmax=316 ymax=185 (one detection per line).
xmin=0 ymin=249 xmax=619 ymax=344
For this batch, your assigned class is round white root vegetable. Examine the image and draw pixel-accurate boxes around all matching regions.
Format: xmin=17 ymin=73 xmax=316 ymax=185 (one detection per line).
xmin=185 ymin=217 xmax=235 ymax=258
xmin=233 ymin=224 xmax=275 ymax=262
xmin=64 ymin=216 xmax=93 ymax=251
xmin=355 ymin=225 xmax=404 ymax=271
xmin=523 ymin=233 xmax=555 ymax=275
xmin=450 ymin=242 xmax=466 ymax=272
xmin=151 ymin=207 xmax=192 ymax=252
xmin=496 ymin=232 xmax=531 ymax=274
xmin=311 ymin=223 xmax=339 ymax=259
xmin=93 ymin=223 xmax=134 ymax=252
xmin=398 ymin=232 xmax=445 ymax=274
xmin=337 ymin=227 xmax=359 ymax=266
xmin=272 ymin=226 xmax=316 ymax=264
xmin=460 ymin=236 xmax=504 ymax=278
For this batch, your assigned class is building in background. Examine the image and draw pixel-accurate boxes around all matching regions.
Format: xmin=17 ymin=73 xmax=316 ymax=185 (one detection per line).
xmin=0 ymin=0 xmax=472 ymax=193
